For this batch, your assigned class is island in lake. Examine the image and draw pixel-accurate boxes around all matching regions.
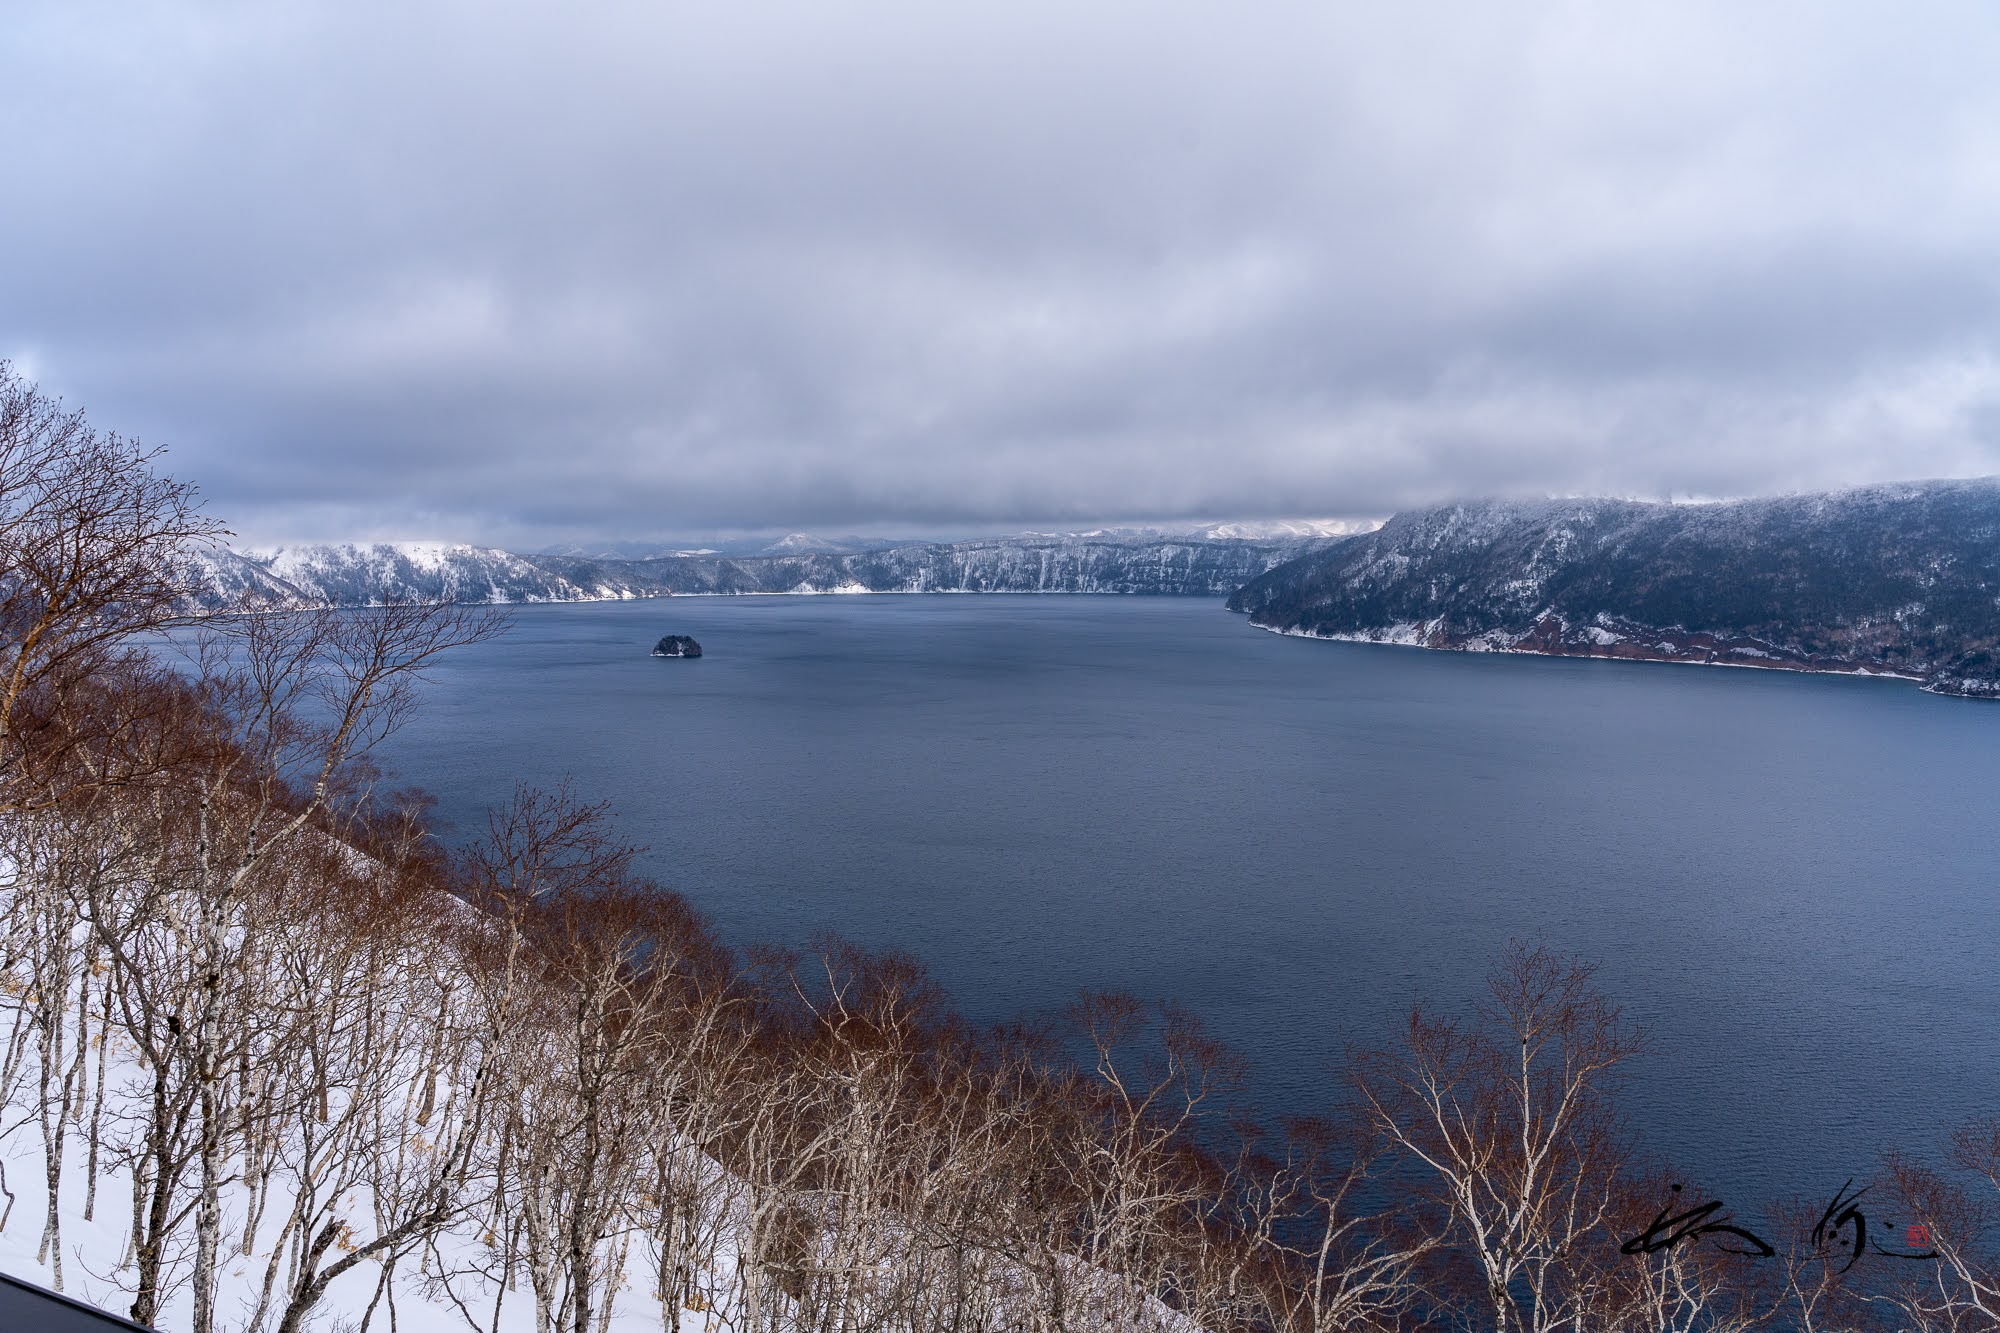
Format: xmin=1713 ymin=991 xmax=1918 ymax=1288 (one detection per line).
xmin=652 ymin=634 xmax=702 ymax=658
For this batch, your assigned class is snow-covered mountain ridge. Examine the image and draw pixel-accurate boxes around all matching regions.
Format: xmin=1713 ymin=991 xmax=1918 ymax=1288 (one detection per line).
xmin=1227 ymin=478 xmax=2000 ymax=697
xmin=192 ymin=533 xmax=1345 ymax=606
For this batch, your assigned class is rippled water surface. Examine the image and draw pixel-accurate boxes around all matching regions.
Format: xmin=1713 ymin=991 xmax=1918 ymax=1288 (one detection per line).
xmin=377 ymin=594 xmax=2000 ymax=1207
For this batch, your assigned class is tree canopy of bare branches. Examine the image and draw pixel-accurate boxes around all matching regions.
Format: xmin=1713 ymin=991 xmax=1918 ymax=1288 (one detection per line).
xmin=0 ymin=359 xmax=225 ymax=812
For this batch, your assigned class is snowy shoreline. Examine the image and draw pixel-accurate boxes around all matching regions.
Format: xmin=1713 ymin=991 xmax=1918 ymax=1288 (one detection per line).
xmin=1248 ymin=619 xmax=1939 ymax=689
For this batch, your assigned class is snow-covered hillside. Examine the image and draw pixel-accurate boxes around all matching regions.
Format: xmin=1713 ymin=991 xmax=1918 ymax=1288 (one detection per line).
xmin=209 ymin=543 xmax=645 ymax=607
xmin=1229 ymin=478 xmax=2000 ymax=697
xmin=1 ymin=796 xmax=1219 ymax=1333
xmin=0 ymin=1055 xmax=696 ymax=1333
xmin=190 ymin=534 xmax=1343 ymax=608
xmin=0 ymin=862 xmax=1204 ymax=1333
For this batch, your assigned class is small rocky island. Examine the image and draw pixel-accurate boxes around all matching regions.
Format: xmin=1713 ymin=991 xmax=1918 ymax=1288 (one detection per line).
xmin=651 ymin=634 xmax=702 ymax=658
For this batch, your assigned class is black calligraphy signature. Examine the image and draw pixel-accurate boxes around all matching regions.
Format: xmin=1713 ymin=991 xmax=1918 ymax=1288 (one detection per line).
xmin=1620 ymin=1184 xmax=1774 ymax=1257
xmin=1810 ymin=1179 xmax=1938 ymax=1272
xmin=1619 ymin=1179 xmax=1939 ymax=1269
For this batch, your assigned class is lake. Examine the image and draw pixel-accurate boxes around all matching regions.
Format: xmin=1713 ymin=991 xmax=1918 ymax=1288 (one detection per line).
xmin=376 ymin=594 xmax=2000 ymax=1213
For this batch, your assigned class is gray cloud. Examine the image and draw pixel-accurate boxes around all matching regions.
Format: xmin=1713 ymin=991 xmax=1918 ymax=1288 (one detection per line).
xmin=5 ymin=1 xmax=1999 ymax=546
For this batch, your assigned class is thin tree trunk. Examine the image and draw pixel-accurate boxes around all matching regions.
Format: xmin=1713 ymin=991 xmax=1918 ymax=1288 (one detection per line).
xmin=83 ymin=967 xmax=112 ymax=1221
xmin=37 ymin=981 xmax=72 ymax=1287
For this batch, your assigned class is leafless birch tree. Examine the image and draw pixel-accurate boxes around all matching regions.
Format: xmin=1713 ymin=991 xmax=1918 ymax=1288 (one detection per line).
xmin=1353 ymin=941 xmax=1644 ymax=1332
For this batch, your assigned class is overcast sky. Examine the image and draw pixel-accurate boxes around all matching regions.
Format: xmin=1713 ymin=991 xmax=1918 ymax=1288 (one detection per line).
xmin=5 ymin=2 xmax=1999 ymax=547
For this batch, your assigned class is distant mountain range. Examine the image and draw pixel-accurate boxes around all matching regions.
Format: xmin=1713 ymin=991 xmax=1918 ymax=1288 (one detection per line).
xmin=191 ymin=483 xmax=2000 ymax=697
xmin=535 ymin=520 xmax=1374 ymax=561
xmin=192 ymin=530 xmax=1345 ymax=606
xmin=538 ymin=532 xmax=889 ymax=560
xmin=1227 ymin=478 xmax=2000 ymax=698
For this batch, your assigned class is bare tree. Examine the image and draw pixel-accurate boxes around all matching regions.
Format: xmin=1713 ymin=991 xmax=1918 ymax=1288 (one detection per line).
xmin=1352 ymin=941 xmax=1644 ymax=1332
xmin=80 ymin=600 xmax=502 ymax=1330
xmin=1871 ymin=1125 xmax=2000 ymax=1331
xmin=1221 ymin=1116 xmax=1437 ymax=1332
xmin=4 ymin=805 xmax=142 ymax=1291
xmin=0 ymin=360 xmax=223 ymax=813
xmin=448 ymin=786 xmax=737 ymax=1333
xmin=235 ymin=833 xmax=495 ymax=1333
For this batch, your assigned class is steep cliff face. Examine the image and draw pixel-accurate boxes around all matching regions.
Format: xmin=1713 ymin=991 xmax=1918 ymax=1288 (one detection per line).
xmin=753 ymin=536 xmax=1315 ymax=595
xmin=196 ymin=534 xmax=1334 ymax=605
xmin=1227 ymin=480 xmax=2000 ymax=697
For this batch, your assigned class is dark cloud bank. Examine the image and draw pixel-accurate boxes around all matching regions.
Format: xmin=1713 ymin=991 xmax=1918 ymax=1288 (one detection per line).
xmin=5 ymin=2 xmax=1999 ymax=547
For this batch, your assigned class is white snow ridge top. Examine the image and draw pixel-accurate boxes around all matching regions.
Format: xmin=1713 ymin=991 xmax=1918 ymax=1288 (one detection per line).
xmin=1181 ymin=518 xmax=1381 ymax=541
xmin=231 ymin=543 xmax=609 ymax=605
xmin=256 ymin=541 xmax=512 ymax=578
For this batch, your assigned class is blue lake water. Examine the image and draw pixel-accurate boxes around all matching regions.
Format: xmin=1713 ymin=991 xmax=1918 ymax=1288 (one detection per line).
xmin=376 ymin=594 xmax=2000 ymax=1215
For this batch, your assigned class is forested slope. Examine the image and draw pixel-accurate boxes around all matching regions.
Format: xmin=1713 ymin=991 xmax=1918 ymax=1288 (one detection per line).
xmin=1228 ymin=479 xmax=2000 ymax=696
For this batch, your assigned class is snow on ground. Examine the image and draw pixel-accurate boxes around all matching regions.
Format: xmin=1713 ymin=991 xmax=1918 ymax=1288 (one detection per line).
xmin=0 ymin=1040 xmax=710 ymax=1333
xmin=1 ymin=899 xmax=1197 ymax=1333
